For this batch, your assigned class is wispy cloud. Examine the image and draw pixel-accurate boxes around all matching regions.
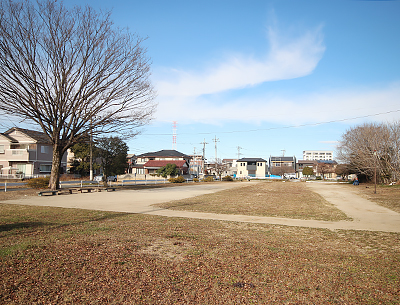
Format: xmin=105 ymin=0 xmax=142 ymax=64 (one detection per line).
xmin=155 ymin=25 xmax=325 ymax=97
xmin=155 ymin=82 xmax=400 ymax=125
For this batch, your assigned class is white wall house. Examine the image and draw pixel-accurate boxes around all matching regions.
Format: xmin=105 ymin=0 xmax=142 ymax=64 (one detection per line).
xmin=236 ymin=158 xmax=268 ymax=178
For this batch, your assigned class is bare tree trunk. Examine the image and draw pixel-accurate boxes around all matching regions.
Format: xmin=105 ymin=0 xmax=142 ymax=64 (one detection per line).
xmin=48 ymin=145 xmax=63 ymax=190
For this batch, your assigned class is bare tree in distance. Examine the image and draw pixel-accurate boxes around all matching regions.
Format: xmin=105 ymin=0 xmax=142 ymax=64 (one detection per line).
xmin=0 ymin=0 xmax=156 ymax=190
xmin=336 ymin=122 xmax=400 ymax=184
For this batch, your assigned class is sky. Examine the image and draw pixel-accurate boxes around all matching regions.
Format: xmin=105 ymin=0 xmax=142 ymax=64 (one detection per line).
xmin=49 ymin=1 xmax=400 ymax=160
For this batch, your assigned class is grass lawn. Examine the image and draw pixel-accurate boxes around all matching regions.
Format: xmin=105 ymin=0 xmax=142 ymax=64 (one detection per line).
xmin=156 ymin=181 xmax=350 ymax=221
xmin=345 ymin=182 xmax=400 ymax=213
xmin=0 ymin=182 xmax=399 ymax=304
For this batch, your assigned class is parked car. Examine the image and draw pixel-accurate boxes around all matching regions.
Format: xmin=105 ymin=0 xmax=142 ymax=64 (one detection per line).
xmin=94 ymin=175 xmax=103 ymax=182
xmin=107 ymin=175 xmax=117 ymax=182
xmin=94 ymin=175 xmax=117 ymax=182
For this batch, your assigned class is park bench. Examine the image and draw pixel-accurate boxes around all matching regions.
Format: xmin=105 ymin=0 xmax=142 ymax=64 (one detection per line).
xmin=77 ymin=187 xmax=94 ymax=193
xmin=38 ymin=190 xmax=59 ymax=196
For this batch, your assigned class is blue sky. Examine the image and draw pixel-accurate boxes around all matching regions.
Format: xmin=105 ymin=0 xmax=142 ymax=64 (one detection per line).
xmin=68 ymin=1 xmax=400 ymax=160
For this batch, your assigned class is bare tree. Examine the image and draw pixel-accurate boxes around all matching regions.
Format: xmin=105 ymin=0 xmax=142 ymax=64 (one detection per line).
xmin=336 ymin=122 xmax=400 ymax=184
xmin=271 ymin=165 xmax=294 ymax=178
xmin=316 ymin=161 xmax=336 ymax=180
xmin=0 ymin=0 xmax=156 ymax=190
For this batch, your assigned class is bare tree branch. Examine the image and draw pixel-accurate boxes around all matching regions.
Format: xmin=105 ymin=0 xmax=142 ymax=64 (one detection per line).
xmin=0 ymin=0 xmax=156 ymax=189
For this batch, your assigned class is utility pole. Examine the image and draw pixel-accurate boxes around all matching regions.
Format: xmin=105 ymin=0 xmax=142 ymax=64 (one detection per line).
xmin=236 ymin=146 xmax=242 ymax=159
xmin=213 ymin=136 xmax=220 ymax=163
xmin=172 ymin=121 xmax=177 ymax=150
xmin=281 ymin=149 xmax=285 ymax=157
xmin=200 ymin=139 xmax=208 ymax=175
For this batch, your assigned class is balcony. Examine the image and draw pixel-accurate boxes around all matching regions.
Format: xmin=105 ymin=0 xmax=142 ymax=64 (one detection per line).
xmin=1 ymin=149 xmax=30 ymax=161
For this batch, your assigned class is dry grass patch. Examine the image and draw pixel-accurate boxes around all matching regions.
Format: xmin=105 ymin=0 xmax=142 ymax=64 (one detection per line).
xmin=0 ymin=204 xmax=399 ymax=304
xmin=156 ymin=181 xmax=349 ymax=221
xmin=346 ymin=183 xmax=400 ymax=213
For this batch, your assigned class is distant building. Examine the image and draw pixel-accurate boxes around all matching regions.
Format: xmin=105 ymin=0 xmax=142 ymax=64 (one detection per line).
xmin=0 ymin=127 xmax=67 ymax=178
xmin=303 ymin=150 xmax=333 ymax=161
xmin=269 ymin=156 xmax=296 ymax=178
xmin=236 ymin=158 xmax=268 ymax=178
xmin=221 ymin=159 xmax=237 ymax=177
xmin=189 ymin=154 xmax=204 ymax=177
xmin=316 ymin=160 xmax=338 ymax=179
xmin=132 ymin=150 xmax=192 ymax=175
xmin=296 ymin=160 xmax=317 ymax=179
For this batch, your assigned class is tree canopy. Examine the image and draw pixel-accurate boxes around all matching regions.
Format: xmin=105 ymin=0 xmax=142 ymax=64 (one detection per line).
xmin=156 ymin=164 xmax=179 ymax=178
xmin=97 ymin=137 xmax=128 ymax=179
xmin=336 ymin=122 xmax=400 ymax=183
xmin=0 ymin=0 xmax=155 ymax=189
xmin=302 ymin=166 xmax=314 ymax=177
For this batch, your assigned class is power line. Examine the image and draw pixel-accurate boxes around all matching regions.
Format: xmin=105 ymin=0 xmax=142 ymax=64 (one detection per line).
xmin=142 ymin=109 xmax=400 ymax=136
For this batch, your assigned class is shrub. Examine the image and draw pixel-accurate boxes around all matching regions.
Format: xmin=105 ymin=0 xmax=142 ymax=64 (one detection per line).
xmin=222 ymin=175 xmax=233 ymax=181
xmin=316 ymin=176 xmax=322 ymax=180
xmin=203 ymin=176 xmax=214 ymax=182
xmin=27 ymin=177 xmax=50 ymax=189
xmin=193 ymin=178 xmax=199 ymax=182
xmin=168 ymin=176 xmax=186 ymax=183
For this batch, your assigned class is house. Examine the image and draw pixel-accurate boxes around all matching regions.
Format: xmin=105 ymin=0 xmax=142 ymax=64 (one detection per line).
xmin=132 ymin=150 xmax=192 ymax=176
xmin=269 ymin=156 xmax=296 ymax=178
xmin=316 ymin=160 xmax=338 ymax=179
xmin=221 ymin=159 xmax=237 ymax=177
xmin=0 ymin=127 xmax=67 ymax=178
xmin=126 ymin=154 xmax=137 ymax=174
xmin=236 ymin=158 xmax=268 ymax=178
xmin=189 ymin=154 xmax=205 ymax=177
xmin=296 ymin=160 xmax=317 ymax=179
xmin=303 ymin=150 xmax=333 ymax=161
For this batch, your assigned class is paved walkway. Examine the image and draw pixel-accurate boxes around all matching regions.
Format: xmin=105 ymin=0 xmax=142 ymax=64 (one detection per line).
xmin=2 ymin=182 xmax=400 ymax=233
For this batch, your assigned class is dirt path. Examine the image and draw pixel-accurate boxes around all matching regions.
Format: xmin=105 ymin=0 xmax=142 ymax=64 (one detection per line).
xmin=2 ymin=182 xmax=399 ymax=233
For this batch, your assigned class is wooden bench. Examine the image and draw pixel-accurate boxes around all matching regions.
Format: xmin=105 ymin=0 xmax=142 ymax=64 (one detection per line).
xmin=38 ymin=190 xmax=59 ymax=196
xmin=77 ymin=187 xmax=94 ymax=193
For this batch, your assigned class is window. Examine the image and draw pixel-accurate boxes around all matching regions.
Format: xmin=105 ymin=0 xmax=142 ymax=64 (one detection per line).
xmin=41 ymin=145 xmax=50 ymax=154
xmin=0 ymin=145 xmax=4 ymax=154
xmin=40 ymin=164 xmax=52 ymax=172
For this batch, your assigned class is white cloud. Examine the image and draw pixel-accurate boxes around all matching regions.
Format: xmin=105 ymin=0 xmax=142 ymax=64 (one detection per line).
xmin=152 ymin=21 xmax=400 ymax=126
xmin=155 ymin=82 xmax=400 ymax=125
xmin=155 ymin=25 xmax=325 ymax=97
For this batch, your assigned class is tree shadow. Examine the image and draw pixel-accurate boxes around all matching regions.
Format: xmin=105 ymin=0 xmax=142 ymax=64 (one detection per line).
xmin=0 ymin=221 xmax=49 ymax=232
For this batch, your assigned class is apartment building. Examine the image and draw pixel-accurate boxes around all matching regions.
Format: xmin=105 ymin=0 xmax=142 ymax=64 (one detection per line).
xmin=303 ymin=150 xmax=333 ymax=161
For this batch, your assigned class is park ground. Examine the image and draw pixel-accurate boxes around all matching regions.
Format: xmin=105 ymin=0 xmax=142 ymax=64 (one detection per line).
xmin=0 ymin=181 xmax=399 ymax=304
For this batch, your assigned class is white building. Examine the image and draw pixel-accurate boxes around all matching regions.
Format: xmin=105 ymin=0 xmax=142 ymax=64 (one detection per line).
xmin=236 ymin=158 xmax=268 ymax=178
xmin=303 ymin=150 xmax=333 ymax=161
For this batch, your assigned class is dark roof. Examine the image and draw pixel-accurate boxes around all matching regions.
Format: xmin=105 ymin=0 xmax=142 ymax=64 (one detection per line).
xmin=5 ymin=127 xmax=51 ymax=144
xmin=237 ymin=158 xmax=267 ymax=162
xmin=137 ymin=149 xmax=191 ymax=159
xmin=317 ymin=160 xmax=337 ymax=164
xmin=297 ymin=160 xmax=317 ymax=164
xmin=269 ymin=156 xmax=296 ymax=162
xmin=143 ymin=160 xmax=187 ymax=168
xmin=0 ymin=133 xmax=18 ymax=142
